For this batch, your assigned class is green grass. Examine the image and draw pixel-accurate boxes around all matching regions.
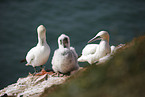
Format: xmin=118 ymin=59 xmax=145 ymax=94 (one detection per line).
xmin=41 ymin=35 xmax=145 ymax=97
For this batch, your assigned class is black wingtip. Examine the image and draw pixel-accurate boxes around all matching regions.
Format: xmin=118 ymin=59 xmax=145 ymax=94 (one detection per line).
xmin=20 ymin=59 xmax=26 ymax=63
xmin=78 ymin=54 xmax=82 ymax=58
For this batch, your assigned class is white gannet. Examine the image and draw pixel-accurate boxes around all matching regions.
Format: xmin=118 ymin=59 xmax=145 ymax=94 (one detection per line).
xmin=25 ymin=25 xmax=50 ymax=73
xmin=51 ymin=34 xmax=79 ymax=75
xmin=78 ymin=31 xmax=111 ymax=64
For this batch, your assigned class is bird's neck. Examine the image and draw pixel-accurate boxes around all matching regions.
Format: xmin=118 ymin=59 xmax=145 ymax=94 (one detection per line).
xmin=100 ymin=39 xmax=109 ymax=46
xmin=98 ymin=39 xmax=109 ymax=53
xmin=99 ymin=39 xmax=110 ymax=53
xmin=104 ymin=35 xmax=109 ymax=43
xmin=38 ymin=37 xmax=46 ymax=46
xmin=102 ymin=36 xmax=109 ymax=43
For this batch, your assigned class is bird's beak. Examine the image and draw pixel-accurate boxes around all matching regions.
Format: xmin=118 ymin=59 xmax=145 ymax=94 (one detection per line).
xmin=63 ymin=38 xmax=68 ymax=48
xmin=88 ymin=36 xmax=102 ymax=43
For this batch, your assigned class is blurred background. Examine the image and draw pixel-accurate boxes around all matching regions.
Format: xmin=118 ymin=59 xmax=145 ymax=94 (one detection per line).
xmin=0 ymin=0 xmax=145 ymax=89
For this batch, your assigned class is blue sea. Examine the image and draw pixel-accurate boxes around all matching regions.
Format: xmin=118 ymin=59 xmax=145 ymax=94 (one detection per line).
xmin=0 ymin=0 xmax=145 ymax=89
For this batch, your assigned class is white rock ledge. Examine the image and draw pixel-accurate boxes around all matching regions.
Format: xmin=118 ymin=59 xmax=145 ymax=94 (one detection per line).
xmin=0 ymin=74 xmax=67 ymax=97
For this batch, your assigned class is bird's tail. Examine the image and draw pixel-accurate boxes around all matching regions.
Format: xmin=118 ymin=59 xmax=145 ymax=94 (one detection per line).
xmin=78 ymin=56 xmax=86 ymax=62
xmin=20 ymin=59 xmax=26 ymax=63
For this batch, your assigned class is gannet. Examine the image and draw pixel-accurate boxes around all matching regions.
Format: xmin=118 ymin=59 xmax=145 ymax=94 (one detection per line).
xmin=51 ymin=34 xmax=79 ymax=75
xmin=78 ymin=31 xmax=111 ymax=64
xmin=25 ymin=25 xmax=50 ymax=73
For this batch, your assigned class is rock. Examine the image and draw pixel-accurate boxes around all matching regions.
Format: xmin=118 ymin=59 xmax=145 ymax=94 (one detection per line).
xmin=0 ymin=73 xmax=67 ymax=97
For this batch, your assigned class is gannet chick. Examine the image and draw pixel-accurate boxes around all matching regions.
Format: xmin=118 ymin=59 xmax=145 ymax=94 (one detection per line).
xmin=25 ymin=25 xmax=50 ymax=73
xmin=51 ymin=34 xmax=79 ymax=75
xmin=78 ymin=31 xmax=111 ymax=64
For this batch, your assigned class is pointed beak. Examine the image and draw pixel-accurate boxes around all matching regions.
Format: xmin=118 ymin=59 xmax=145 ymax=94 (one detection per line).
xmin=88 ymin=36 xmax=102 ymax=43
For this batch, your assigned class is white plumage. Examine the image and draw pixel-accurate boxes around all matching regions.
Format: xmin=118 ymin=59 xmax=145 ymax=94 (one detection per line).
xmin=25 ymin=25 xmax=50 ymax=72
xmin=51 ymin=34 xmax=79 ymax=74
xmin=78 ymin=31 xmax=111 ymax=64
xmin=81 ymin=44 xmax=98 ymax=56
